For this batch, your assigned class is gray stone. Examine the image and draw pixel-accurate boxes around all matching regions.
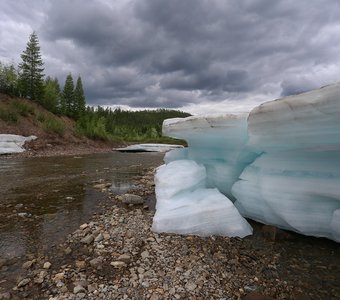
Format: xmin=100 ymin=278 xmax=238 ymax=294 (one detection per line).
xmin=94 ymin=233 xmax=103 ymax=242
xmin=73 ymin=285 xmax=86 ymax=294
xmin=81 ymin=234 xmax=94 ymax=244
xmin=110 ymin=261 xmax=127 ymax=268
xmin=89 ymin=256 xmax=103 ymax=268
xmin=22 ymin=260 xmax=34 ymax=269
xmin=121 ymin=194 xmax=144 ymax=205
xmin=118 ymin=253 xmax=131 ymax=263
xmin=0 ymin=292 xmax=11 ymax=300
xmin=43 ymin=261 xmax=52 ymax=269
xmin=185 ymin=282 xmax=197 ymax=291
xmin=17 ymin=278 xmax=30 ymax=288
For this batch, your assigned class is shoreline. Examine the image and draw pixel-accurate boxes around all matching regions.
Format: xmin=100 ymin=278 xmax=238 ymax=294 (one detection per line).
xmin=1 ymin=169 xmax=295 ymax=300
xmin=1 ymin=165 xmax=339 ymax=299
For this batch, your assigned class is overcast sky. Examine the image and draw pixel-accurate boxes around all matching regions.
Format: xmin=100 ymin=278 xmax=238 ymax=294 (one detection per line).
xmin=1 ymin=0 xmax=340 ymax=114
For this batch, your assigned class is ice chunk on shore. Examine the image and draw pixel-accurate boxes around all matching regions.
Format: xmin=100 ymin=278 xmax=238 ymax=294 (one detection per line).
xmin=0 ymin=134 xmax=37 ymax=154
xmin=152 ymin=160 xmax=253 ymax=237
xmin=158 ymin=83 xmax=340 ymax=242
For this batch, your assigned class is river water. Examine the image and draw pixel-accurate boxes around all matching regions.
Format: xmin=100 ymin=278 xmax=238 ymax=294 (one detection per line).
xmin=0 ymin=152 xmax=164 ymax=287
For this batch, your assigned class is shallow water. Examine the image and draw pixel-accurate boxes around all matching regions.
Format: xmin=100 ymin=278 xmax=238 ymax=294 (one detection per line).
xmin=0 ymin=152 xmax=164 ymax=286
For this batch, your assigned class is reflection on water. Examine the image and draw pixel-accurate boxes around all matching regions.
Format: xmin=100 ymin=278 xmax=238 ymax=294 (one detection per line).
xmin=0 ymin=152 xmax=164 ymax=286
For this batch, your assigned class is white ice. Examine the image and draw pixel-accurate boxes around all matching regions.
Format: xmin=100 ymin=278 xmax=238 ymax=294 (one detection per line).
xmin=154 ymin=83 xmax=340 ymax=242
xmin=0 ymin=134 xmax=37 ymax=154
xmin=152 ymin=160 xmax=253 ymax=237
xmin=114 ymin=143 xmax=183 ymax=153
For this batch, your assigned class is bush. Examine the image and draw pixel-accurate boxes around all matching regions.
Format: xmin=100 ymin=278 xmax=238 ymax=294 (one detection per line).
xmin=0 ymin=108 xmax=18 ymax=123
xmin=11 ymin=100 xmax=34 ymax=116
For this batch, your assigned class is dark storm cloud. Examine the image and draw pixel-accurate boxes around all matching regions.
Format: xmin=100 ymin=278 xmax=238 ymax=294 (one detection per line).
xmin=2 ymin=0 xmax=340 ymax=111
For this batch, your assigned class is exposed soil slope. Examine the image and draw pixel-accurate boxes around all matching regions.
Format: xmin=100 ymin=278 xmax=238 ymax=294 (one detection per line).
xmin=0 ymin=94 xmax=118 ymax=157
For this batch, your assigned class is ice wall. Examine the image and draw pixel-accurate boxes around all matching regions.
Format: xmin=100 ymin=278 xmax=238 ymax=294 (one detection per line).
xmin=163 ymin=114 xmax=257 ymax=198
xmin=233 ymin=84 xmax=340 ymax=241
xmin=155 ymin=83 xmax=340 ymax=242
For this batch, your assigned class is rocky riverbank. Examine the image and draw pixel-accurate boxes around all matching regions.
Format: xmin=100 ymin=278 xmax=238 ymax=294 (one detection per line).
xmin=1 ymin=168 xmax=339 ymax=300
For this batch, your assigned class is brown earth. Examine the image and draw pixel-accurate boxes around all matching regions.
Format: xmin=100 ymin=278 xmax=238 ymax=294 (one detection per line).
xmin=0 ymin=94 xmax=122 ymax=158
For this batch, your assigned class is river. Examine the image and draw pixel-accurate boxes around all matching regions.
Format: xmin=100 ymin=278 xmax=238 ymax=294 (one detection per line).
xmin=0 ymin=152 xmax=164 ymax=288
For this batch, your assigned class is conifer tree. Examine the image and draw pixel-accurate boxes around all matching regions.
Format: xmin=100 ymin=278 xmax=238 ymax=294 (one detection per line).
xmin=63 ymin=73 xmax=74 ymax=117
xmin=18 ymin=32 xmax=44 ymax=100
xmin=74 ymin=76 xmax=86 ymax=119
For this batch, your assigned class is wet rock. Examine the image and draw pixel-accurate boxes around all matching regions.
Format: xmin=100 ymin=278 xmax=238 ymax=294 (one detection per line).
xmin=81 ymin=234 xmax=94 ymax=244
xmin=93 ymin=183 xmax=107 ymax=190
xmin=121 ymin=194 xmax=144 ymax=205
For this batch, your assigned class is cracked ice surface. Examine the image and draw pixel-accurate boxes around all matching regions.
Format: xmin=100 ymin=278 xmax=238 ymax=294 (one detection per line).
xmin=154 ymin=83 xmax=340 ymax=242
xmin=0 ymin=134 xmax=37 ymax=154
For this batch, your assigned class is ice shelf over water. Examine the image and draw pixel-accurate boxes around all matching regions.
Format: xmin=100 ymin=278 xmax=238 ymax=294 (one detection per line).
xmin=153 ymin=83 xmax=340 ymax=242
xmin=0 ymin=134 xmax=37 ymax=154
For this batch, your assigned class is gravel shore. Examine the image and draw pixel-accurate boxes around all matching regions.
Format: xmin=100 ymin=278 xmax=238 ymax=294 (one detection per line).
xmin=3 ymin=168 xmax=339 ymax=300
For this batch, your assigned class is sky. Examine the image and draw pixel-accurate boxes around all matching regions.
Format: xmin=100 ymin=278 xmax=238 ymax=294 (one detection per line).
xmin=1 ymin=0 xmax=340 ymax=115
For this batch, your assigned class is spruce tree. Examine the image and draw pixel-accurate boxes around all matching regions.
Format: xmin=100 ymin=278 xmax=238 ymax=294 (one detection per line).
xmin=63 ymin=73 xmax=75 ymax=117
xmin=18 ymin=32 xmax=44 ymax=101
xmin=74 ymin=76 xmax=86 ymax=119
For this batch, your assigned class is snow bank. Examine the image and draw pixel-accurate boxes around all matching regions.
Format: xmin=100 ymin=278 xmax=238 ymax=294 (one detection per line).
xmin=0 ymin=134 xmax=37 ymax=154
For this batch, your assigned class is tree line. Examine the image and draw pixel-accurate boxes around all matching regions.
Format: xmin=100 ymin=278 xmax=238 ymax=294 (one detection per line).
xmin=0 ymin=32 xmax=191 ymax=142
xmin=0 ymin=32 xmax=85 ymax=119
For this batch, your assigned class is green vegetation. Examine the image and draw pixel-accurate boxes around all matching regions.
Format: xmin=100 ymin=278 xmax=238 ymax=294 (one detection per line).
xmin=11 ymin=100 xmax=34 ymax=116
xmin=0 ymin=108 xmax=18 ymax=123
xmin=38 ymin=113 xmax=65 ymax=136
xmin=76 ymin=107 xmax=190 ymax=142
xmin=18 ymin=32 xmax=44 ymax=101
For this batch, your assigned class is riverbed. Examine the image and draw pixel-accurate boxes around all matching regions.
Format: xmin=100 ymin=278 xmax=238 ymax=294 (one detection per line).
xmin=0 ymin=152 xmax=164 ymax=290
xmin=0 ymin=152 xmax=340 ymax=299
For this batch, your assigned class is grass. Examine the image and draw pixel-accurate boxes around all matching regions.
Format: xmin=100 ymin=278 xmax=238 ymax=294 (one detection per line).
xmin=38 ymin=113 xmax=65 ymax=136
xmin=11 ymin=100 xmax=34 ymax=116
xmin=0 ymin=108 xmax=18 ymax=123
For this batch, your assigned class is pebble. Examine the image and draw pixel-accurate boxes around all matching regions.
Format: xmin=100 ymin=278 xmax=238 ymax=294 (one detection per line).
xmin=17 ymin=278 xmax=30 ymax=288
xmin=43 ymin=262 xmax=52 ymax=269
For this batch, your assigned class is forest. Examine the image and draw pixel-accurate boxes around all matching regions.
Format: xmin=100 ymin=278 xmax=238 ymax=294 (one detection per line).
xmin=0 ymin=32 xmax=190 ymax=142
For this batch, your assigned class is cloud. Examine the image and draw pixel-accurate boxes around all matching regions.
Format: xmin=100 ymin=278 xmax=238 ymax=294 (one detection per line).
xmin=1 ymin=0 xmax=340 ymax=113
